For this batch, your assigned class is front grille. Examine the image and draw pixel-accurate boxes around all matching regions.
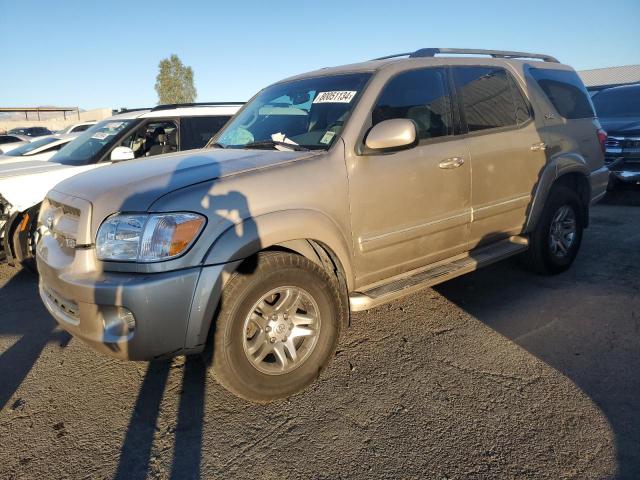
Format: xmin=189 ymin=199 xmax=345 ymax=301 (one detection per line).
xmin=606 ymin=136 xmax=640 ymax=156
xmin=42 ymin=284 xmax=79 ymax=323
xmin=40 ymin=198 xmax=80 ymax=248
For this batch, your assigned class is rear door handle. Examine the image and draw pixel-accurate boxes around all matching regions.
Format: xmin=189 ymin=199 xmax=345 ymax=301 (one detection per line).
xmin=438 ymin=157 xmax=465 ymax=169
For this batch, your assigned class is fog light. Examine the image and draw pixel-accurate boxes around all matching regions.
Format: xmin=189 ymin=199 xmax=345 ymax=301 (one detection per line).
xmin=119 ymin=307 xmax=136 ymax=331
xmin=103 ymin=307 xmax=136 ymax=338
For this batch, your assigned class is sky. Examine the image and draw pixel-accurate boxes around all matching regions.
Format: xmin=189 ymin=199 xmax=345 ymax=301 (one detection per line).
xmin=1 ymin=0 xmax=639 ymax=110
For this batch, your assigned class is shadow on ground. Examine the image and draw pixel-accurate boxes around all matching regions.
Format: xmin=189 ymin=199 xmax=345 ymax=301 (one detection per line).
xmin=436 ymin=187 xmax=640 ymax=479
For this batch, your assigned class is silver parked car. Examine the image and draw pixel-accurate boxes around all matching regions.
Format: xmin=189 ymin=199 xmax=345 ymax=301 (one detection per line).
xmin=37 ymin=48 xmax=608 ymax=402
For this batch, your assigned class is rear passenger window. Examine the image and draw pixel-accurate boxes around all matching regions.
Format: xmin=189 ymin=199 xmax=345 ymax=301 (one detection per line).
xmin=453 ymin=67 xmax=523 ymax=132
xmin=372 ymin=68 xmax=452 ymax=140
xmin=181 ymin=116 xmax=231 ymax=150
xmin=529 ymin=68 xmax=595 ymax=119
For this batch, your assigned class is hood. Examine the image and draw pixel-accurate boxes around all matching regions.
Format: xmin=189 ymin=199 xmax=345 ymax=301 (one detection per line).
xmin=598 ymin=117 xmax=640 ymax=137
xmin=52 ymin=148 xmax=319 ymax=212
xmin=0 ymin=162 xmax=97 ymax=212
xmin=0 ymin=159 xmax=70 ymax=179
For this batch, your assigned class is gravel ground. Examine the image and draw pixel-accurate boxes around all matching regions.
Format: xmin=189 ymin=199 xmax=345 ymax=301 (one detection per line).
xmin=0 ymin=188 xmax=639 ymax=480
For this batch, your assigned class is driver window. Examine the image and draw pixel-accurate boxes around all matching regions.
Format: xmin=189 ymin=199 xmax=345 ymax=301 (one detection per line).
xmin=120 ymin=120 xmax=178 ymax=158
xmin=373 ymin=68 xmax=453 ymax=140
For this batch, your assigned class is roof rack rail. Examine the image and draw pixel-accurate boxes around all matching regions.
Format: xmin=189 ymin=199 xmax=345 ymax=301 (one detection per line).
xmin=151 ymin=101 xmax=245 ymax=112
xmin=114 ymin=107 xmax=152 ymax=114
xmin=373 ymin=48 xmax=559 ymax=63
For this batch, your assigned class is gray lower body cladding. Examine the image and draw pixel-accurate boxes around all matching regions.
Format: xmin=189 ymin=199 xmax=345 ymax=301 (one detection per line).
xmin=38 ymin=259 xmax=226 ymax=361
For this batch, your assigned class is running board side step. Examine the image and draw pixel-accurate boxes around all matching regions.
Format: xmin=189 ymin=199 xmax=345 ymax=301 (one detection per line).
xmin=349 ymin=236 xmax=528 ymax=312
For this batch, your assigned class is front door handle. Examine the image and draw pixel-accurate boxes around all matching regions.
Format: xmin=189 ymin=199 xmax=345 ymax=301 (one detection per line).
xmin=438 ymin=157 xmax=465 ymax=169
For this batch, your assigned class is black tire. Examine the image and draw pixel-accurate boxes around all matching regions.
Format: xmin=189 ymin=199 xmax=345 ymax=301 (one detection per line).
xmin=521 ymin=185 xmax=584 ymax=275
xmin=211 ymin=252 xmax=345 ymax=403
xmin=11 ymin=208 xmax=39 ymax=273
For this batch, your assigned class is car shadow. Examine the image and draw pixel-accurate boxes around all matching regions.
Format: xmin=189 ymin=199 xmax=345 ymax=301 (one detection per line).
xmin=100 ymin=151 xmax=258 ymax=480
xmin=434 ymin=204 xmax=640 ymax=479
xmin=0 ymin=268 xmax=71 ymax=411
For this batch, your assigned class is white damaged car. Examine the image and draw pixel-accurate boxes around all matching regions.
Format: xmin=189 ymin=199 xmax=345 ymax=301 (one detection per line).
xmin=0 ymin=103 xmax=242 ymax=267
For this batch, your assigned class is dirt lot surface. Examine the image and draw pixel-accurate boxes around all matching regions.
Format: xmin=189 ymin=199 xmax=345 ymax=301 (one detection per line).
xmin=1 ymin=188 xmax=639 ymax=480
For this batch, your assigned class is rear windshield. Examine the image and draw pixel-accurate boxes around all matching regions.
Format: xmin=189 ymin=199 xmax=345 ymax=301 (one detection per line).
xmin=529 ymin=68 xmax=595 ymax=119
xmin=5 ymin=136 xmax=58 ymax=156
xmin=592 ymin=87 xmax=640 ymax=117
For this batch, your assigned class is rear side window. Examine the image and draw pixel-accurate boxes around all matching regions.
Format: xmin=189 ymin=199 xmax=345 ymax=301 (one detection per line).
xmin=0 ymin=136 xmax=21 ymax=144
xmin=372 ymin=67 xmax=453 ymax=140
xmin=181 ymin=116 xmax=231 ymax=150
xmin=453 ymin=67 xmax=527 ymax=132
xmin=529 ymin=68 xmax=594 ymax=119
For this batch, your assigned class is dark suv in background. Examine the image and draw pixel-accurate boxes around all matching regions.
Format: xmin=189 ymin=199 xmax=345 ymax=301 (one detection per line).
xmin=592 ymin=84 xmax=640 ymax=186
xmin=7 ymin=126 xmax=53 ymax=137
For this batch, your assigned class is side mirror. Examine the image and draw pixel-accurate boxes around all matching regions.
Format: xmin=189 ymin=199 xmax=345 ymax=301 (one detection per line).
xmin=110 ymin=146 xmax=135 ymax=162
xmin=365 ymin=118 xmax=417 ymax=151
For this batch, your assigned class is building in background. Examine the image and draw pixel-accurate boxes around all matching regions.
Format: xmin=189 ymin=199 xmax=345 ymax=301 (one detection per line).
xmin=578 ymin=65 xmax=640 ymax=94
xmin=0 ymin=107 xmax=112 ymax=134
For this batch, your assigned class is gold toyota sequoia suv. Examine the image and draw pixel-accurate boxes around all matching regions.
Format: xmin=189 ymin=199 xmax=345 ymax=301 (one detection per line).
xmin=37 ymin=48 xmax=609 ymax=402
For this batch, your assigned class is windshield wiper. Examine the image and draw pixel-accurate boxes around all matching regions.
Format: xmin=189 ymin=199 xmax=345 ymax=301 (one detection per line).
xmin=208 ymin=142 xmax=226 ymax=149
xmin=243 ymin=140 xmax=310 ymax=152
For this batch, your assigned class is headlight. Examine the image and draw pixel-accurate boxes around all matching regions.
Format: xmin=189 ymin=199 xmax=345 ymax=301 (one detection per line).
xmin=96 ymin=213 xmax=205 ymax=262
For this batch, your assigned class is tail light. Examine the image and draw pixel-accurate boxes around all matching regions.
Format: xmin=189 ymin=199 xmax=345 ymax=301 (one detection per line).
xmin=597 ymin=129 xmax=607 ymax=154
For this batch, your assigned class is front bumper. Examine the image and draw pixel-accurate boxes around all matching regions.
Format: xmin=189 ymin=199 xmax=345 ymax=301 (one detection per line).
xmin=606 ymin=156 xmax=640 ymax=183
xmin=38 ymin=257 xmax=225 ymax=361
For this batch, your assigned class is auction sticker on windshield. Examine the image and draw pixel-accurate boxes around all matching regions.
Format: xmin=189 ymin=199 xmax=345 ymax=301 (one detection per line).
xmin=313 ymin=91 xmax=357 ymax=103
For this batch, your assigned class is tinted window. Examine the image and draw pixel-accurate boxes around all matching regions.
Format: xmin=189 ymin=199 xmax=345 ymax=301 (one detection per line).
xmin=182 ymin=116 xmax=231 ymax=150
xmin=0 ymin=136 xmax=22 ymax=144
xmin=592 ymin=86 xmax=640 ymax=117
xmin=373 ymin=68 xmax=452 ymax=140
xmin=453 ymin=67 xmax=521 ymax=132
xmin=529 ymin=68 xmax=594 ymax=119
xmin=71 ymin=124 xmax=91 ymax=133
xmin=508 ymin=75 xmax=532 ymax=125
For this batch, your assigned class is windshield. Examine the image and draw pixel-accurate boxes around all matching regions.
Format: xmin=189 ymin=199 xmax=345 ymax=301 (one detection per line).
xmin=51 ymin=119 xmax=137 ymax=166
xmin=593 ymin=87 xmax=640 ymax=117
xmin=214 ymin=73 xmax=371 ymax=150
xmin=6 ymin=136 xmax=58 ymax=156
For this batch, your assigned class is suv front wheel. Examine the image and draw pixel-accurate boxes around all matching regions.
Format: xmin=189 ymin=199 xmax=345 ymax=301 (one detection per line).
xmin=211 ymin=252 xmax=344 ymax=402
xmin=522 ymin=185 xmax=584 ymax=274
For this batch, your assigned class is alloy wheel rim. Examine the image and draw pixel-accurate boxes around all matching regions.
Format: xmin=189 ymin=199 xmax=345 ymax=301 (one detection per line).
xmin=549 ymin=205 xmax=577 ymax=258
xmin=242 ymin=286 xmax=321 ymax=375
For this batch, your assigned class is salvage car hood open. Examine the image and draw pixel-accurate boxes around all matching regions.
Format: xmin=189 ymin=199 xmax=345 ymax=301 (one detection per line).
xmin=0 ymin=160 xmax=101 ymax=212
xmin=52 ymin=148 xmax=320 ymax=213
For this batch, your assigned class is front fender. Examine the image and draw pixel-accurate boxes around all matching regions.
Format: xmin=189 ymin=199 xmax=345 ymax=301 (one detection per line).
xmin=202 ymin=209 xmax=355 ymax=290
xmin=525 ymin=153 xmax=590 ymax=232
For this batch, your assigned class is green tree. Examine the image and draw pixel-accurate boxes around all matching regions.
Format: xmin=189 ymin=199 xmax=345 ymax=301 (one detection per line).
xmin=154 ymin=54 xmax=197 ymax=104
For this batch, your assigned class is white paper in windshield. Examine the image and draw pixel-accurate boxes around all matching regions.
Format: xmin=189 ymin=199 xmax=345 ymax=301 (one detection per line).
xmin=91 ymin=132 xmax=110 ymax=140
xmin=313 ymin=91 xmax=357 ymax=104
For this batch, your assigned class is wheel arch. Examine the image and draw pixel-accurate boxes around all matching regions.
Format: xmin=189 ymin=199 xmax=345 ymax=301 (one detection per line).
xmin=525 ymin=154 xmax=591 ymax=232
xmin=202 ymin=209 xmax=355 ymax=291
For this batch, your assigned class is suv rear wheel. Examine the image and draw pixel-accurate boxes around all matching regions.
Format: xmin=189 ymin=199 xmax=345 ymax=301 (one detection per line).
xmin=211 ymin=252 xmax=344 ymax=402
xmin=522 ymin=185 xmax=584 ymax=274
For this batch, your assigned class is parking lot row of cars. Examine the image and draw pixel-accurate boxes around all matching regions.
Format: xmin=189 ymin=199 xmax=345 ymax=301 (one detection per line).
xmin=0 ymin=48 xmax=637 ymax=402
